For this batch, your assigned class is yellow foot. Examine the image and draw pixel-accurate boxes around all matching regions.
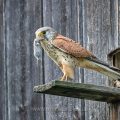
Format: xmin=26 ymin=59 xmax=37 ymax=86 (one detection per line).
xmin=60 ymin=75 xmax=68 ymax=81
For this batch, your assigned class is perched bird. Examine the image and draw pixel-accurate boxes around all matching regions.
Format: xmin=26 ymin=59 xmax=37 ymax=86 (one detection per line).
xmin=34 ymin=27 xmax=120 ymax=82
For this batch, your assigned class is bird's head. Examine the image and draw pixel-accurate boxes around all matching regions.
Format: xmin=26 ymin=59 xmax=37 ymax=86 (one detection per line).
xmin=35 ymin=27 xmax=57 ymax=41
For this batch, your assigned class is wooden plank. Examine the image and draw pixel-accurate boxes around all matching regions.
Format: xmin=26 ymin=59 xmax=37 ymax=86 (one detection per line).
xmin=0 ymin=0 xmax=4 ymax=120
xmin=34 ymin=80 xmax=120 ymax=103
xmin=4 ymin=0 xmax=45 ymax=120
xmin=109 ymin=0 xmax=119 ymax=50
xmin=3 ymin=0 xmax=120 ymax=120
xmin=119 ymin=0 xmax=120 ymax=46
xmin=83 ymin=0 xmax=110 ymax=119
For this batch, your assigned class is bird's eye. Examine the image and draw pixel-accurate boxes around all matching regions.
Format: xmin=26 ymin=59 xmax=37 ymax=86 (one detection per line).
xmin=42 ymin=31 xmax=46 ymax=34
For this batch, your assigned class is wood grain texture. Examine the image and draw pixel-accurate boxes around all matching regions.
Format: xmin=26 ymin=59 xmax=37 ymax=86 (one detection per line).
xmin=82 ymin=0 xmax=110 ymax=119
xmin=119 ymin=0 xmax=120 ymax=46
xmin=1 ymin=0 xmax=120 ymax=120
xmin=0 ymin=0 xmax=4 ymax=120
xmin=4 ymin=0 xmax=45 ymax=120
xmin=34 ymin=80 xmax=120 ymax=102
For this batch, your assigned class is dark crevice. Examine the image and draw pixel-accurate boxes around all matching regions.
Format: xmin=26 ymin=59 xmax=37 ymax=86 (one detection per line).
xmin=113 ymin=55 xmax=116 ymax=67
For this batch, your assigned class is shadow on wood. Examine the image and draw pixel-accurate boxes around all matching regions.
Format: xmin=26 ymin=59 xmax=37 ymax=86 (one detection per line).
xmin=33 ymin=80 xmax=120 ymax=103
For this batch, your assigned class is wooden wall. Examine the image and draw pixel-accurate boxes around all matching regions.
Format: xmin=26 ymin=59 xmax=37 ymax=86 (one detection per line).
xmin=0 ymin=0 xmax=4 ymax=119
xmin=1 ymin=0 xmax=120 ymax=120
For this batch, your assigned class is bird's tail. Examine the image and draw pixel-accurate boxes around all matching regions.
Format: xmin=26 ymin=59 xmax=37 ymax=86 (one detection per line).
xmin=81 ymin=57 xmax=120 ymax=81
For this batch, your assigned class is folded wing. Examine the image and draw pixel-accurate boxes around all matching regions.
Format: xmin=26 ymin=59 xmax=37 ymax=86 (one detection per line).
xmin=52 ymin=34 xmax=96 ymax=58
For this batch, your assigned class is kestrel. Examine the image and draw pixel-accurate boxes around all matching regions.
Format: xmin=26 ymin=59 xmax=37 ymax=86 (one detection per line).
xmin=34 ymin=27 xmax=120 ymax=81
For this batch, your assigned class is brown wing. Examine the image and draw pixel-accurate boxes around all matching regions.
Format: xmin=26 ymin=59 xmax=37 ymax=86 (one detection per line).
xmin=51 ymin=34 xmax=96 ymax=58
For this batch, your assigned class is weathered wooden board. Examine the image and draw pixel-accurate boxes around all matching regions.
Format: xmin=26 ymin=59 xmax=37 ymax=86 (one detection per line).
xmin=3 ymin=0 xmax=45 ymax=120
xmin=34 ymin=80 xmax=120 ymax=102
xmin=82 ymin=0 xmax=110 ymax=119
xmin=1 ymin=0 xmax=120 ymax=120
xmin=0 ymin=0 xmax=4 ymax=120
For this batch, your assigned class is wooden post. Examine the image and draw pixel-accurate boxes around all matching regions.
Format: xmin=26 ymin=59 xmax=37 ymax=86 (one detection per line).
xmin=108 ymin=48 xmax=120 ymax=120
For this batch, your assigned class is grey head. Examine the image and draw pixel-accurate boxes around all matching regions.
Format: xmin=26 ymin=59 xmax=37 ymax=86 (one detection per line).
xmin=34 ymin=27 xmax=57 ymax=61
xmin=35 ymin=27 xmax=57 ymax=41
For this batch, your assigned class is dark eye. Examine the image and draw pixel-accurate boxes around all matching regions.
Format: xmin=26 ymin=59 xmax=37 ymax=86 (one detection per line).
xmin=42 ymin=31 xmax=46 ymax=34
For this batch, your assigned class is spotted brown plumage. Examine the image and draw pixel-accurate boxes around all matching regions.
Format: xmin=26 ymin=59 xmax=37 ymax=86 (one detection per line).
xmin=52 ymin=34 xmax=96 ymax=58
xmin=34 ymin=27 xmax=120 ymax=82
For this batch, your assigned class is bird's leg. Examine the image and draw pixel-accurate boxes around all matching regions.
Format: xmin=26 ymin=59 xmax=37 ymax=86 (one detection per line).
xmin=65 ymin=75 xmax=68 ymax=81
xmin=60 ymin=64 xmax=74 ymax=81
xmin=61 ymin=74 xmax=66 ymax=81
xmin=61 ymin=74 xmax=68 ymax=81
xmin=58 ymin=63 xmax=65 ymax=80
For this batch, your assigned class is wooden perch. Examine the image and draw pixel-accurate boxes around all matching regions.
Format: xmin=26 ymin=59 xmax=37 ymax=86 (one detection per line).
xmin=33 ymin=80 xmax=120 ymax=103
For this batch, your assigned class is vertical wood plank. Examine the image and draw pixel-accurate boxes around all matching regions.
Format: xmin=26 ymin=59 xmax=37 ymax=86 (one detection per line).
xmin=4 ymin=0 xmax=45 ymax=120
xmin=118 ymin=0 xmax=120 ymax=46
xmin=0 ymin=0 xmax=4 ymax=120
xmin=2 ymin=0 xmax=120 ymax=120
xmin=109 ymin=0 xmax=118 ymax=49
xmin=82 ymin=0 xmax=110 ymax=120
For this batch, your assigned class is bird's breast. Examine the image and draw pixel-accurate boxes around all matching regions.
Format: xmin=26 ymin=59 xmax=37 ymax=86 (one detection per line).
xmin=40 ymin=40 xmax=79 ymax=67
